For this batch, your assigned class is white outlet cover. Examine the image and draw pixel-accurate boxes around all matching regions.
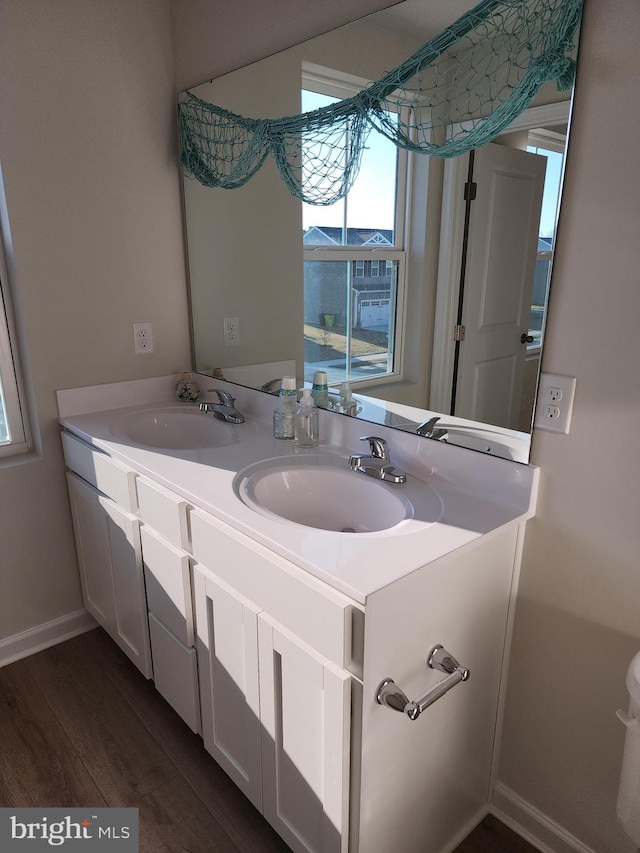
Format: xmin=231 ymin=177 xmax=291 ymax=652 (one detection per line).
xmin=223 ymin=316 xmax=240 ymax=346
xmin=534 ymin=372 xmax=576 ymax=434
xmin=133 ymin=322 xmax=154 ymax=355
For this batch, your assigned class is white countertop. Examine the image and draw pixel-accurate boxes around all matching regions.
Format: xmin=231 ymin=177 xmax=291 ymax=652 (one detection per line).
xmin=58 ymin=376 xmax=538 ymax=604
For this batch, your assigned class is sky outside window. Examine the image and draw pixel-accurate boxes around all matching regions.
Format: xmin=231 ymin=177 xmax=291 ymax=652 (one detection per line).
xmin=302 ymin=90 xmax=398 ymax=239
xmin=527 ymin=145 xmax=563 ymax=239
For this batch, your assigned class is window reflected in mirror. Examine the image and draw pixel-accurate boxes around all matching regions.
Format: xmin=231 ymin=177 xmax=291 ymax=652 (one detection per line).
xmin=301 ymin=79 xmax=406 ymax=387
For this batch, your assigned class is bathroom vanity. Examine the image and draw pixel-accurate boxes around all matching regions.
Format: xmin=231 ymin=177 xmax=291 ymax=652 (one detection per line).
xmin=57 ymin=375 xmax=537 ymax=853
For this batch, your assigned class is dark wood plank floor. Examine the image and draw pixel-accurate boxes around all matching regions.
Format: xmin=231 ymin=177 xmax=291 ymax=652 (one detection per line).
xmin=0 ymin=628 xmax=538 ymax=853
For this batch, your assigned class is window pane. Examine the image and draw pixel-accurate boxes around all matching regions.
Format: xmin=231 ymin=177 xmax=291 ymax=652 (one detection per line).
xmin=0 ymin=383 xmax=8 ymax=443
xmin=301 ymin=90 xmax=398 ymax=246
xmin=345 ymin=114 xmax=398 ymax=243
xmin=301 ymin=90 xmax=345 ymax=242
xmin=526 ymin=144 xmax=565 ymax=351
xmin=527 ymin=146 xmax=564 ymax=240
xmin=529 ymin=256 xmax=551 ymax=347
xmin=303 ymin=259 xmax=397 ymax=385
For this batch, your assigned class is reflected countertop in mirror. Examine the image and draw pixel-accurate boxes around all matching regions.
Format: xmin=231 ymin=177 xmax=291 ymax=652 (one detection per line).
xmin=179 ymin=0 xmax=581 ymax=464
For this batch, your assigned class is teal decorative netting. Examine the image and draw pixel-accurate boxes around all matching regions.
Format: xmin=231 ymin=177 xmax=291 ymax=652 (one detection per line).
xmin=178 ymin=0 xmax=582 ymax=205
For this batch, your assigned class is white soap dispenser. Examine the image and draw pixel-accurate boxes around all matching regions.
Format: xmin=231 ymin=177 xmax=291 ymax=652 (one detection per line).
xmin=295 ymin=388 xmax=319 ymax=448
xmin=339 ymin=381 xmax=357 ymax=416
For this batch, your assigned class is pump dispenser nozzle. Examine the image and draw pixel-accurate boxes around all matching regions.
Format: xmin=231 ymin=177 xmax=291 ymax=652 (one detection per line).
xmin=295 ymin=388 xmax=319 ymax=447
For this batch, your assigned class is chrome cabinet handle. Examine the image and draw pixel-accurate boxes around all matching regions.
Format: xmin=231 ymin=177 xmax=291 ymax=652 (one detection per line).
xmin=375 ymin=645 xmax=470 ymax=721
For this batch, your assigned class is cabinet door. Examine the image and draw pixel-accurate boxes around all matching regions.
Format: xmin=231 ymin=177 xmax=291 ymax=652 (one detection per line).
xmin=258 ymin=613 xmax=352 ymax=853
xmin=66 ymin=472 xmax=152 ymax=678
xmin=148 ymin=613 xmax=200 ymax=733
xmin=193 ymin=563 xmax=263 ymax=810
xmin=141 ymin=525 xmax=193 ymax=647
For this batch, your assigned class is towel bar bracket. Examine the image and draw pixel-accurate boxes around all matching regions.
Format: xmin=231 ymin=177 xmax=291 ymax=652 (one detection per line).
xmin=375 ymin=644 xmax=470 ymax=721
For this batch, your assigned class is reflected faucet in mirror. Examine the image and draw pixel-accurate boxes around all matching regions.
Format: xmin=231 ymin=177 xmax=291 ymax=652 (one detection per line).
xmin=416 ymin=417 xmax=448 ymax=441
xmin=260 ymin=378 xmax=282 ymax=395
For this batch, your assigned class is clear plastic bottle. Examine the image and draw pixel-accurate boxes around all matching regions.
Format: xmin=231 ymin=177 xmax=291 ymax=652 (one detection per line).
xmin=311 ymin=370 xmax=329 ymax=409
xmin=273 ymin=376 xmax=297 ymax=439
xmin=295 ymin=388 xmax=319 ymax=448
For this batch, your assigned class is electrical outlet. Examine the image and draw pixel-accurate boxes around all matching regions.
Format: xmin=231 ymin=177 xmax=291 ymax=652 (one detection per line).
xmin=223 ymin=316 xmax=240 ymax=346
xmin=534 ymin=372 xmax=577 ymax=433
xmin=133 ymin=322 xmax=154 ymax=355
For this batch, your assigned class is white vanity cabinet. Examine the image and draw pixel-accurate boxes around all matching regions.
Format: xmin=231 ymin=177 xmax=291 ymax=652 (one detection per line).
xmin=59 ymin=406 xmax=532 ymax=853
xmin=65 ymin=464 xmax=152 ymax=679
xmin=189 ymin=503 xmax=519 ymax=853
xmin=191 ymin=510 xmax=357 ymax=853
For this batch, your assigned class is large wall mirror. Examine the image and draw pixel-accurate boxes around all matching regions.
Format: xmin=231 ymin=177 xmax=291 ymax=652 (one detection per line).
xmin=180 ymin=0 xmax=581 ymax=463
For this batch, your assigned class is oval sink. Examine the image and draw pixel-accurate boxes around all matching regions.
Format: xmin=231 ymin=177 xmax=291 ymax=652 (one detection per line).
xmin=235 ymin=455 xmax=415 ymax=533
xmin=111 ymin=406 xmax=241 ymax=450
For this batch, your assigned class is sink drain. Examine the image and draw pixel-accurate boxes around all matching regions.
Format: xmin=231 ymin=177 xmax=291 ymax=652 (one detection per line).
xmin=341 ymin=526 xmax=356 ymax=533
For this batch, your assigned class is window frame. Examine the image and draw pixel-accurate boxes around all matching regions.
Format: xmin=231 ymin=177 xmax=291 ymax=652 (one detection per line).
xmin=301 ymin=65 xmax=410 ymax=388
xmin=0 ymin=167 xmax=31 ymax=459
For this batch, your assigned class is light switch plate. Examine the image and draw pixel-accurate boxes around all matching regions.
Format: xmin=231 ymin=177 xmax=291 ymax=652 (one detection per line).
xmin=534 ymin=372 xmax=577 ymax=433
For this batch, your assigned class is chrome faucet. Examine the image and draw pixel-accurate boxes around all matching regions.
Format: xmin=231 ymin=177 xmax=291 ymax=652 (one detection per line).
xmin=349 ymin=436 xmax=407 ymax=484
xmin=260 ymin=378 xmax=282 ymax=395
xmin=416 ymin=416 xmax=448 ymax=440
xmin=199 ymin=389 xmax=245 ymax=423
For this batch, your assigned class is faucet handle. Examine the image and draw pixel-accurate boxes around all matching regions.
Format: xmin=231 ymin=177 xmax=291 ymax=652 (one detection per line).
xmin=206 ymin=388 xmax=235 ymax=406
xmin=359 ymin=435 xmax=389 ymax=460
xmin=416 ymin=416 xmax=439 ymax=436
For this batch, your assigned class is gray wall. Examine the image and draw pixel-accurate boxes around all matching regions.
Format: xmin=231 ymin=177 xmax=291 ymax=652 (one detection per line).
xmin=0 ymin=0 xmax=190 ymax=639
xmin=497 ymin=2 xmax=640 ymax=850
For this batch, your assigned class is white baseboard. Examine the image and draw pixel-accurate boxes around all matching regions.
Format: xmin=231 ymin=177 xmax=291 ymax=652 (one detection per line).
xmin=491 ymin=781 xmax=598 ymax=853
xmin=0 ymin=609 xmax=97 ymax=668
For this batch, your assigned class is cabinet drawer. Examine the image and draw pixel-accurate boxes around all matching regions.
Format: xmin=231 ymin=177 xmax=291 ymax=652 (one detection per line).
xmin=62 ymin=431 xmax=137 ymax=512
xmin=142 ymin=525 xmax=194 ymax=647
xmin=190 ymin=509 xmax=361 ymax=671
xmin=136 ymin=477 xmax=190 ymax=550
xmin=148 ymin=613 xmax=200 ymax=734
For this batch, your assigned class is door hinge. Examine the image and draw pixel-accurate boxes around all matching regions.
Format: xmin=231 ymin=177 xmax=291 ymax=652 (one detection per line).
xmin=464 ymin=181 xmax=477 ymax=202
xmin=454 ymin=324 xmax=466 ymax=342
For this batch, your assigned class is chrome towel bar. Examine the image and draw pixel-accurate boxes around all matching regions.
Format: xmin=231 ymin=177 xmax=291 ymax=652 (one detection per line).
xmin=375 ymin=644 xmax=470 ymax=721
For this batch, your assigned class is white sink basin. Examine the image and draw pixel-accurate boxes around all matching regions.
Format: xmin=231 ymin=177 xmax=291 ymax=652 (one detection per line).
xmin=111 ymin=406 xmax=243 ymax=450
xmin=234 ymin=454 xmax=441 ymax=534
